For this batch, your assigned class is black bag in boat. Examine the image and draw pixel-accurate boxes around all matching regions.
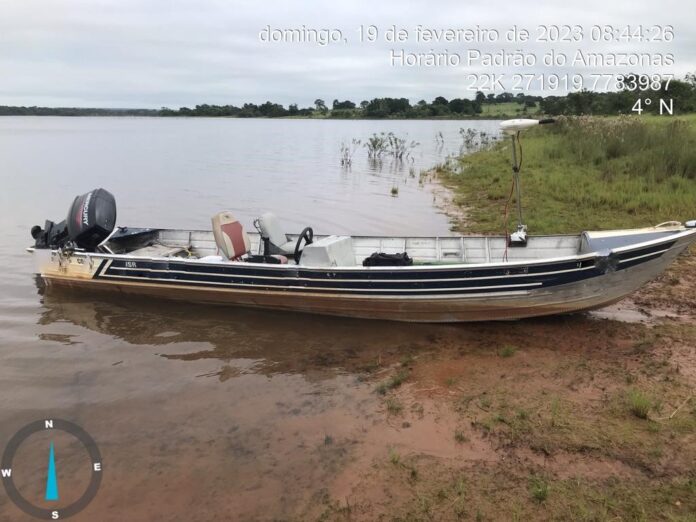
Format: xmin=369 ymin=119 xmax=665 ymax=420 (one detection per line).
xmin=362 ymin=252 xmax=413 ymax=267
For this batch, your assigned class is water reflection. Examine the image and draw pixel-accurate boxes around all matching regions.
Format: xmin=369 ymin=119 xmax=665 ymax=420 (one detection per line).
xmin=36 ymin=277 xmax=451 ymax=380
xmin=35 ymin=275 xmax=639 ymax=382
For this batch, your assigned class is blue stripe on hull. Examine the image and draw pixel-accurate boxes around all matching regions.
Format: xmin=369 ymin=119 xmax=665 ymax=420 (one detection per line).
xmin=617 ymin=240 xmax=676 ymax=260
xmin=101 ymin=265 xmax=597 ymax=291
xmin=152 ymin=258 xmax=595 ymax=280
xmin=92 ymin=240 xmax=672 ymax=296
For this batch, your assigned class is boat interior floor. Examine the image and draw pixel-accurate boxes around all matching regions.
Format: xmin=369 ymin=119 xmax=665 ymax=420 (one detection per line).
xmin=99 ymin=224 xmax=689 ymax=268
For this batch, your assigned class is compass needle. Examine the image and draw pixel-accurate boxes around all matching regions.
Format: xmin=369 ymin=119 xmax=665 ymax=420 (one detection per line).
xmin=45 ymin=441 xmax=59 ymax=501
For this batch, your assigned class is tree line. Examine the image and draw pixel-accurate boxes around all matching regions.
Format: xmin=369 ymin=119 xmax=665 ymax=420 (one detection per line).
xmin=0 ymin=106 xmax=159 ymax=116
xmin=2 ymin=75 xmax=695 ymax=118
xmin=157 ymin=92 xmax=538 ymax=118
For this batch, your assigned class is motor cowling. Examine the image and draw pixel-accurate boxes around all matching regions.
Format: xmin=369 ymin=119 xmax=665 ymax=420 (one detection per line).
xmin=66 ymin=188 xmax=117 ymax=250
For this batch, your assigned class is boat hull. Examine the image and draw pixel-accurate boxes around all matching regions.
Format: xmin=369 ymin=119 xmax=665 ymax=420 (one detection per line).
xmin=32 ymin=230 xmax=695 ymax=322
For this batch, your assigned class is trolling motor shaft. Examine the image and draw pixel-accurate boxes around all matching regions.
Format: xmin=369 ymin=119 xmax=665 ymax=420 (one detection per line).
xmin=509 ymin=132 xmax=526 ymax=246
xmin=499 ymin=118 xmax=555 ymax=247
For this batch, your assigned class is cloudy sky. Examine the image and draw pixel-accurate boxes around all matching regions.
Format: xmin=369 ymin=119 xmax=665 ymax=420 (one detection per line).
xmin=0 ymin=0 xmax=694 ymax=108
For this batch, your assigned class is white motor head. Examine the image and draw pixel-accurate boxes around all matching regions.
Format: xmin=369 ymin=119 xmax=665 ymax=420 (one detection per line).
xmin=500 ymin=118 xmax=555 ymax=135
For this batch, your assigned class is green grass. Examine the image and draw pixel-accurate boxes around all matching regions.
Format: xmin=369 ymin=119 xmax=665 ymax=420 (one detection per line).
xmin=375 ymin=368 xmax=410 ymax=395
xmin=454 ymin=429 xmax=468 ymax=443
xmin=376 ymin=470 xmax=696 ymax=521
xmin=499 ymin=345 xmax=517 ymax=358
xmin=385 ymin=397 xmax=404 ymax=415
xmin=529 ymin=476 xmax=550 ymax=502
xmin=479 ymin=102 xmax=539 ymax=117
xmin=627 ymin=389 xmax=652 ymax=419
xmin=455 ymin=378 xmax=696 ymax=474
xmin=440 ymin=115 xmax=696 ymax=234
xmin=389 ymin=448 xmax=401 ymax=465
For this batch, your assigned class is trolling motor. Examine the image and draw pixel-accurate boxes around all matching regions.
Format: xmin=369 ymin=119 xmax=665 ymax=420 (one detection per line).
xmin=499 ymin=118 xmax=555 ymax=246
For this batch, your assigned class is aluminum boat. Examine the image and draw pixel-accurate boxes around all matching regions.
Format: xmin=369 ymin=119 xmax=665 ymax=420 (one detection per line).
xmin=29 ymin=216 xmax=696 ymax=322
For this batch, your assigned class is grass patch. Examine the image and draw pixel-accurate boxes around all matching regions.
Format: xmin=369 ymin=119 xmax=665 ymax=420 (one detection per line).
xmin=385 ymin=397 xmax=404 ymax=415
xmin=440 ymin=115 xmax=696 ymax=234
xmin=479 ymin=102 xmax=538 ymax=118
xmin=351 ymin=456 xmax=696 ymax=521
xmin=529 ymin=475 xmax=549 ymax=502
xmin=627 ymin=389 xmax=652 ymax=419
xmin=389 ymin=448 xmax=401 ymax=465
xmin=460 ymin=380 xmax=696 ymax=474
xmin=478 ymin=395 xmax=492 ymax=411
xmin=376 ymin=368 xmax=410 ymax=395
xmin=498 ymin=345 xmax=517 ymax=358
xmin=454 ymin=429 xmax=468 ymax=443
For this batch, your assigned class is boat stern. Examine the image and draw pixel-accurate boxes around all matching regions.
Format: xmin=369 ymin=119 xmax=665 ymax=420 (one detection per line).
xmin=28 ymin=247 xmax=102 ymax=282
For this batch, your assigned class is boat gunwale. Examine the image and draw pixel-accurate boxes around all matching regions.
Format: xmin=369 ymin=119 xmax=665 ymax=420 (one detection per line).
xmin=27 ymin=227 xmax=695 ymax=272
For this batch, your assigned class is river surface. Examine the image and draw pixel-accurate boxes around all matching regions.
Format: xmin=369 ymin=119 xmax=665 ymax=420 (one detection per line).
xmin=0 ymin=117 xmax=506 ymax=520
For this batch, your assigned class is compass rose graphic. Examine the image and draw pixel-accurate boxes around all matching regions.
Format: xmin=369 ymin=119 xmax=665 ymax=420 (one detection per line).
xmin=1 ymin=419 xmax=102 ymax=520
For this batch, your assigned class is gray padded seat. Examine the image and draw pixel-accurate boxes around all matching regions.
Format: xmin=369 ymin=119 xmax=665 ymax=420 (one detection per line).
xmin=256 ymin=212 xmax=296 ymax=255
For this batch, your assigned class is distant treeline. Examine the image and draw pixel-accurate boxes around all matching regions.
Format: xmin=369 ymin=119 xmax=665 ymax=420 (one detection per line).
xmin=3 ymin=75 xmax=695 ymax=118
xmin=159 ymin=93 xmax=532 ymax=118
xmin=0 ymin=106 xmax=159 ymax=117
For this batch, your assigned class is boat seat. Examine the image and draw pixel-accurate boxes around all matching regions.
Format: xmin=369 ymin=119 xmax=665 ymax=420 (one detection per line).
xmin=211 ymin=211 xmax=251 ymax=260
xmin=255 ymin=212 xmax=296 ymax=255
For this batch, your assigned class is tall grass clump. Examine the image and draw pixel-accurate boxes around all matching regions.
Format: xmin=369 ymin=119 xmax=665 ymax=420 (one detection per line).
xmin=627 ymin=389 xmax=652 ymax=419
xmin=365 ymin=133 xmax=388 ymax=159
xmin=529 ymin=476 xmax=550 ymax=502
xmin=551 ymin=116 xmax=696 ymax=181
xmin=386 ymin=133 xmax=419 ymax=161
xmin=339 ymin=138 xmax=361 ymax=166
xmin=365 ymin=132 xmax=419 ymax=161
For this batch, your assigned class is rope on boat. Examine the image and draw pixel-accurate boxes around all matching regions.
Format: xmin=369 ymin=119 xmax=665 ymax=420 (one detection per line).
xmin=652 ymin=393 xmax=693 ymax=421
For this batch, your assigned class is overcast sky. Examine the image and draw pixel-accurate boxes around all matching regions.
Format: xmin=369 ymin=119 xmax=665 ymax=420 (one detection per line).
xmin=0 ymin=0 xmax=694 ymax=108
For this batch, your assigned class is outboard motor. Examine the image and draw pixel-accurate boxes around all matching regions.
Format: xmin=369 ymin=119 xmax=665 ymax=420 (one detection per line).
xmin=32 ymin=188 xmax=117 ymax=251
xmin=66 ymin=188 xmax=116 ymax=250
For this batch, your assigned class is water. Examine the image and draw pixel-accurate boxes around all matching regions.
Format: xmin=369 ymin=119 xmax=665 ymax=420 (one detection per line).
xmin=0 ymin=116 xmax=504 ymax=520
